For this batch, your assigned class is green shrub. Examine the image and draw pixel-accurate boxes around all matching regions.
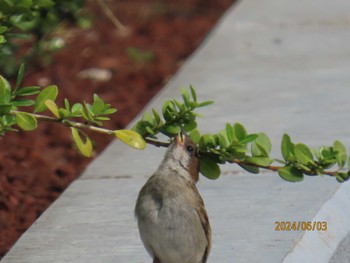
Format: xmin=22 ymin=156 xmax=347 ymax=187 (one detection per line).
xmin=0 ymin=0 xmax=87 ymax=77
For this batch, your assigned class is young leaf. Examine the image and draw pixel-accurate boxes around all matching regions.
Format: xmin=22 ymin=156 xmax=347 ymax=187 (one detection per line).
xmin=163 ymin=124 xmax=181 ymax=135
xmin=44 ymin=100 xmax=60 ymax=118
xmin=240 ymin=134 xmax=258 ymax=144
xmin=142 ymin=112 xmax=155 ymax=127
xmin=199 ymin=156 xmax=221 ymax=179
xmin=114 ymin=130 xmax=146 ymax=150
xmin=71 ymin=128 xmax=93 ymax=157
xmin=294 ymin=143 xmax=315 ymax=166
xmin=251 ymin=133 xmax=271 ymax=157
xmin=181 ymin=87 xmax=190 ymax=106
xmin=12 ymin=99 xmax=35 ymax=107
xmin=278 ymin=166 xmax=304 ymax=182
xmin=333 ymin=140 xmax=347 ymax=168
xmin=152 ymin=108 xmax=161 ymax=124
xmin=183 ymin=121 xmax=197 ymax=132
xmin=34 ymin=85 xmax=58 ymax=113
xmin=197 ymin=100 xmax=214 ymax=107
xmin=92 ymin=94 xmax=104 ymax=113
xmin=14 ymin=86 xmax=40 ymax=96
xmin=15 ymin=64 xmax=26 ymax=92
xmin=217 ymin=133 xmax=229 ymax=149
xmin=233 ymin=123 xmax=247 ymax=141
xmin=225 ymin=123 xmax=234 ymax=143
xmin=189 ymin=129 xmax=201 ymax=144
xmin=189 ymin=85 xmax=197 ymax=102
xmin=63 ymin=98 xmax=70 ymax=113
xmin=281 ymin=134 xmax=293 ymax=161
xmin=15 ymin=112 xmax=37 ymax=131
xmin=0 ymin=76 xmax=11 ymax=103
xmin=71 ymin=103 xmax=83 ymax=115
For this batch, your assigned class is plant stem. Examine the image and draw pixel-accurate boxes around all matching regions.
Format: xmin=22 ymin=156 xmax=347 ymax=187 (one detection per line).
xmin=11 ymin=110 xmax=114 ymax=135
xmin=230 ymin=159 xmax=337 ymax=177
xmin=144 ymin=138 xmax=170 ymax=148
xmin=96 ymin=0 xmax=128 ymax=34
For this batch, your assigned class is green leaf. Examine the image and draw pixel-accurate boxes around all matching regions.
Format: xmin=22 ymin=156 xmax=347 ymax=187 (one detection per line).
xmin=200 ymin=134 xmax=217 ymax=149
xmin=189 ymin=129 xmax=201 ymax=144
xmin=14 ymin=86 xmax=40 ymax=96
xmin=152 ymin=108 xmax=161 ymax=124
xmin=0 ymin=76 xmax=11 ymax=103
xmin=15 ymin=112 xmax=37 ymax=131
xmin=101 ymin=107 xmax=117 ymax=115
xmin=197 ymin=100 xmax=214 ymax=107
xmin=246 ymin=157 xmax=273 ymax=166
xmin=71 ymin=103 xmax=83 ymax=115
xmin=334 ymin=140 xmax=347 ymax=168
xmin=162 ymin=100 xmax=176 ymax=121
xmin=233 ymin=123 xmax=247 ymax=141
xmin=0 ymin=35 xmax=6 ymax=44
xmin=145 ymin=126 xmax=155 ymax=135
xmin=173 ymin=99 xmax=184 ymax=111
xmin=217 ymin=133 xmax=229 ymax=149
xmin=142 ymin=112 xmax=155 ymax=127
xmin=15 ymin=64 xmax=26 ymax=92
xmin=71 ymin=128 xmax=93 ymax=157
xmin=294 ymin=143 xmax=315 ymax=166
xmin=251 ymin=133 xmax=271 ymax=157
xmin=181 ymin=87 xmax=190 ymax=106
xmin=281 ymin=134 xmax=294 ymax=161
xmin=183 ymin=121 xmax=197 ymax=132
xmin=12 ymin=99 xmax=34 ymax=107
xmin=0 ymin=26 xmax=7 ymax=34
xmin=36 ymin=0 xmax=55 ymax=7
xmin=44 ymin=99 xmax=60 ymax=118
xmin=114 ymin=129 xmax=146 ymax=150
xmin=225 ymin=123 xmax=234 ymax=143
xmin=199 ymin=156 xmax=221 ymax=179
xmin=238 ymin=164 xmax=260 ymax=174
xmin=189 ymin=85 xmax=197 ymax=102
xmin=278 ymin=166 xmax=304 ymax=182
xmin=163 ymin=124 xmax=181 ymax=135
xmin=92 ymin=94 xmax=104 ymax=113
xmin=0 ymin=103 xmax=13 ymax=114
xmin=64 ymin=99 xmax=70 ymax=112
xmin=240 ymin=134 xmax=258 ymax=144
xmin=34 ymin=85 xmax=58 ymax=113
xmin=336 ymin=172 xmax=350 ymax=183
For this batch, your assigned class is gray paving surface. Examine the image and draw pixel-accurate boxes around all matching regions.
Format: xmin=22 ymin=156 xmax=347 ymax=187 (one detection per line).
xmin=3 ymin=0 xmax=350 ymax=262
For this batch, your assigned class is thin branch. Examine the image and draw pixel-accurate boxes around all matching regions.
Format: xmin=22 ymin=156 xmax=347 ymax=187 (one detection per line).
xmin=145 ymin=138 xmax=170 ymax=148
xmin=230 ymin=159 xmax=337 ymax=177
xmin=96 ymin=0 xmax=129 ymax=34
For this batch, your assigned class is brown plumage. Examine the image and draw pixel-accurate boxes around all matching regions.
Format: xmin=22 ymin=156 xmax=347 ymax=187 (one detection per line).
xmin=135 ymin=133 xmax=211 ymax=263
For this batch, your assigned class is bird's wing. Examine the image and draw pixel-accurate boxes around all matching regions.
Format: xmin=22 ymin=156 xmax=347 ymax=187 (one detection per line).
xmin=191 ymin=184 xmax=211 ymax=263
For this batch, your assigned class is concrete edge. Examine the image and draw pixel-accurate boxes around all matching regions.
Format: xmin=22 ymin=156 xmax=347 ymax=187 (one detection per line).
xmin=282 ymin=181 xmax=350 ymax=263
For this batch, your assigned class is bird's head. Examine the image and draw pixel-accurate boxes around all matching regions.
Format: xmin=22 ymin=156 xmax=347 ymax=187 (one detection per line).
xmin=162 ymin=132 xmax=200 ymax=182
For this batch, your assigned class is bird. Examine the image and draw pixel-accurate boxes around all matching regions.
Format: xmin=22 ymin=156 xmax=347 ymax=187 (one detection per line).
xmin=135 ymin=132 xmax=211 ymax=263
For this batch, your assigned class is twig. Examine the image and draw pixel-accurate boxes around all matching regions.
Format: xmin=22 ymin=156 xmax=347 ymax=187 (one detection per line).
xmin=230 ymin=159 xmax=337 ymax=177
xmin=145 ymin=138 xmax=170 ymax=148
xmin=96 ymin=0 xmax=129 ymax=34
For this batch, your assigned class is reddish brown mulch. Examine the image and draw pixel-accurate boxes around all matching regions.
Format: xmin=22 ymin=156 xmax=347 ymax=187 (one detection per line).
xmin=0 ymin=0 xmax=235 ymax=258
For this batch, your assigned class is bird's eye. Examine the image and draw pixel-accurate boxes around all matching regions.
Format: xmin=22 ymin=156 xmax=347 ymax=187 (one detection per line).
xmin=186 ymin=145 xmax=194 ymax=153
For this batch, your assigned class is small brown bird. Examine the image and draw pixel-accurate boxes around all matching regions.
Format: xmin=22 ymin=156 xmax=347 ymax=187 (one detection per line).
xmin=135 ymin=133 xmax=211 ymax=263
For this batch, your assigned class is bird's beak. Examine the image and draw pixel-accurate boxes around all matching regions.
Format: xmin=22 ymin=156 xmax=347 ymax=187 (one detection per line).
xmin=176 ymin=132 xmax=185 ymax=146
